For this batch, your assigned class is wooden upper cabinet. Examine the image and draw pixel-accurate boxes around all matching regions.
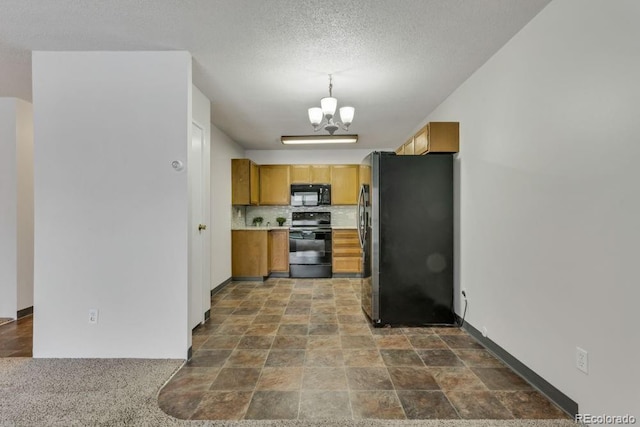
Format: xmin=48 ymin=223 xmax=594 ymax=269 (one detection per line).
xmin=310 ymin=165 xmax=331 ymax=184
xmin=250 ymin=162 xmax=259 ymax=204
xmin=290 ymin=165 xmax=331 ymax=184
xmin=427 ymin=122 xmax=459 ymax=153
xmin=331 ymin=165 xmax=359 ymax=205
xmin=414 ymin=125 xmax=429 ymax=155
xmin=232 ymin=159 xmax=259 ymax=205
xmin=394 ymin=122 xmax=460 ymax=155
xmin=290 ymin=165 xmax=310 ymax=183
xmin=259 ymin=165 xmax=290 ymax=205
xmin=403 ymin=137 xmax=415 ymax=155
xmin=291 ymin=165 xmax=331 ymax=184
xmin=359 ymin=165 xmax=371 ymax=187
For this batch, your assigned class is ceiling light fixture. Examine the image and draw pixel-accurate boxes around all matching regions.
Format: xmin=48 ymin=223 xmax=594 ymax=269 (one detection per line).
xmin=308 ymin=74 xmax=354 ymax=135
xmin=281 ymin=135 xmax=358 ymax=145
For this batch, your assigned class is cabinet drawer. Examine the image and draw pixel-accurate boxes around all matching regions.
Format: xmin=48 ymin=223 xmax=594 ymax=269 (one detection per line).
xmin=333 ymin=229 xmax=357 ymax=236
xmin=332 ymin=230 xmax=360 ymax=256
xmin=333 ymin=236 xmax=359 ymax=246
xmin=332 ymin=257 xmax=362 ymax=273
xmin=333 ymin=230 xmax=358 ymax=240
xmin=333 ymin=246 xmax=361 ymax=256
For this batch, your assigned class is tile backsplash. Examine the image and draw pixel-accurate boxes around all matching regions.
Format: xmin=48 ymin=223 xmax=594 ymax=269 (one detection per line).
xmin=232 ymin=205 xmax=357 ymax=228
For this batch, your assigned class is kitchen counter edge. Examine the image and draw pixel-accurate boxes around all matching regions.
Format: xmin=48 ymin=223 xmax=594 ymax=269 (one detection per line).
xmin=232 ymin=226 xmax=290 ymax=231
xmin=231 ymin=226 xmax=357 ymax=231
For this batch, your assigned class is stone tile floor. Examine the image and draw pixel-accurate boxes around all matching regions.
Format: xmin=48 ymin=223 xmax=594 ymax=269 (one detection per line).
xmin=159 ymin=278 xmax=569 ymax=421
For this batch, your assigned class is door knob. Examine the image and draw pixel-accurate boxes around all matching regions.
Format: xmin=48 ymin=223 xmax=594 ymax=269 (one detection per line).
xmin=198 ymin=224 xmax=207 ymax=231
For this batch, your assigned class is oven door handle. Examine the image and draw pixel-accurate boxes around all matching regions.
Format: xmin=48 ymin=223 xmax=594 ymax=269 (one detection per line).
xmin=357 ymin=184 xmax=365 ymax=249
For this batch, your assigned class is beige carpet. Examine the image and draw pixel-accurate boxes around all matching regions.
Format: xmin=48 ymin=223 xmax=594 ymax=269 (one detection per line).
xmin=0 ymin=358 xmax=577 ymax=426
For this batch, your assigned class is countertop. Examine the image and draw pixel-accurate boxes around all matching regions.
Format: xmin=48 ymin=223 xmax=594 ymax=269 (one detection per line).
xmin=232 ymin=226 xmax=290 ymax=231
xmin=231 ymin=225 xmax=357 ymax=231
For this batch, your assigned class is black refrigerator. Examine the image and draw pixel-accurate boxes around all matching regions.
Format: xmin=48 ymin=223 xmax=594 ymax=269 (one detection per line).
xmin=359 ymin=151 xmax=455 ymax=326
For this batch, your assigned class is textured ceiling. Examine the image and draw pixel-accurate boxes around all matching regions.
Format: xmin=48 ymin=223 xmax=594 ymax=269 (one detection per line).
xmin=0 ymin=0 xmax=551 ymax=149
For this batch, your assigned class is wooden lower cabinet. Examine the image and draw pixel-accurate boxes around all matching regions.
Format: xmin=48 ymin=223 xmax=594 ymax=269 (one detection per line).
xmin=268 ymin=230 xmax=289 ymax=273
xmin=332 ymin=229 xmax=362 ymax=274
xmin=232 ymin=229 xmax=289 ymax=278
xmin=232 ymin=230 xmax=268 ymax=278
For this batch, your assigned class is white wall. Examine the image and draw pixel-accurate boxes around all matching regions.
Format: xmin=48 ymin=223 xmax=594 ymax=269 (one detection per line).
xmin=32 ymin=51 xmax=191 ymax=358
xmin=425 ymin=0 xmax=640 ymax=415
xmin=245 ymin=148 xmax=388 ymax=165
xmin=210 ymin=125 xmax=244 ymax=289
xmin=190 ymin=85 xmax=211 ymax=330
xmin=0 ymin=99 xmax=18 ymax=318
xmin=0 ymin=98 xmax=33 ymax=318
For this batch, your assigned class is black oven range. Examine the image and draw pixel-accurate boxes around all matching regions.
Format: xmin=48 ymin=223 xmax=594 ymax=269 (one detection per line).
xmin=289 ymin=212 xmax=332 ymax=278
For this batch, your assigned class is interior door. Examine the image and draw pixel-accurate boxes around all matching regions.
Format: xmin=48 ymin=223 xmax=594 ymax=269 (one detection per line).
xmin=189 ymin=123 xmax=210 ymax=330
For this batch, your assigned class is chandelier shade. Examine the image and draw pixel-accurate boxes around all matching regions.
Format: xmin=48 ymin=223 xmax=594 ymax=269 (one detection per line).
xmin=308 ymin=75 xmax=354 ymax=135
xmin=320 ymin=97 xmax=337 ymax=117
xmin=339 ymin=106 xmax=354 ymax=126
xmin=308 ymin=108 xmax=323 ymax=126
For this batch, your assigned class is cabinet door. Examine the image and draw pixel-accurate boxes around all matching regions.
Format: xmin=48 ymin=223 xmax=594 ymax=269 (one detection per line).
xmin=427 ymin=122 xmax=460 ymax=153
xmin=414 ymin=125 xmax=429 ymax=155
xmin=232 ymin=230 xmax=268 ymax=277
xmin=269 ymin=230 xmax=289 ymax=273
xmin=404 ymin=138 xmax=415 ymax=155
xmin=310 ymin=165 xmax=331 ymax=184
xmin=260 ymin=165 xmax=291 ymax=205
xmin=395 ymin=145 xmax=405 ymax=155
xmin=250 ymin=162 xmax=259 ymax=204
xmin=232 ymin=159 xmax=259 ymax=205
xmin=330 ymin=165 xmax=359 ymax=205
xmin=290 ymin=165 xmax=310 ymax=183
xmin=359 ymin=165 xmax=371 ymax=187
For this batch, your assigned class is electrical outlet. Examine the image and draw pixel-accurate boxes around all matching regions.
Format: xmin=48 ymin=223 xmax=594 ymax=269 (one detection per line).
xmin=88 ymin=309 xmax=99 ymax=325
xmin=576 ymin=347 xmax=588 ymax=374
xmin=482 ymin=326 xmax=488 ymax=338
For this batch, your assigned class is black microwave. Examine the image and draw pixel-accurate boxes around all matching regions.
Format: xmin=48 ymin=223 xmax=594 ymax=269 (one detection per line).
xmin=291 ymin=184 xmax=331 ymax=206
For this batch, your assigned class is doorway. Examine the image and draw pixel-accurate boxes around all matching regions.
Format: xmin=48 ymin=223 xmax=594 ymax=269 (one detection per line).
xmin=189 ymin=122 xmax=211 ymax=331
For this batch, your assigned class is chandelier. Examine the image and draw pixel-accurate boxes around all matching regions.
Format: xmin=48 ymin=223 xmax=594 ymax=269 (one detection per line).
xmin=308 ymin=75 xmax=354 ymax=135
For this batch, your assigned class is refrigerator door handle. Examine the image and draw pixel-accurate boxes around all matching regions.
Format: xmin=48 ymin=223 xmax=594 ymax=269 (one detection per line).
xmin=357 ymin=184 xmax=365 ymax=249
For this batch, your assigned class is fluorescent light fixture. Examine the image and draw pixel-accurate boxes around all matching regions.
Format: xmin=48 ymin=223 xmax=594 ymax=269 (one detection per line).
xmin=281 ymin=135 xmax=358 ymax=145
